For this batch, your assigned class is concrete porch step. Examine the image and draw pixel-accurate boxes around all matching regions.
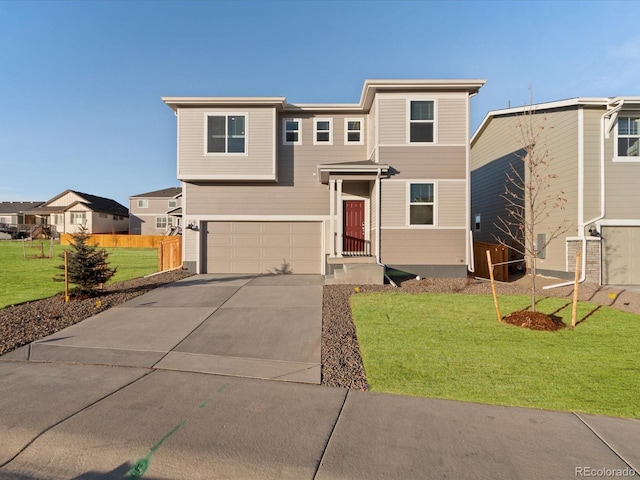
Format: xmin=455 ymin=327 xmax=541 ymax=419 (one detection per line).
xmin=325 ymin=263 xmax=384 ymax=285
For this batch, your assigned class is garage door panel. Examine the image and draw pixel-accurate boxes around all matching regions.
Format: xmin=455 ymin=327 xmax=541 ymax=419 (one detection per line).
xmin=205 ymin=221 xmax=322 ymax=274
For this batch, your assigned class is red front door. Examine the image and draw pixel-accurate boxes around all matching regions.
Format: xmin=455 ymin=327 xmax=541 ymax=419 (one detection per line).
xmin=343 ymin=200 xmax=365 ymax=253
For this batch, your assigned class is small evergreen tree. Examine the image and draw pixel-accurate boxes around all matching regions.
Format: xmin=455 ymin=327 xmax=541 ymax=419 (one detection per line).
xmin=56 ymin=225 xmax=116 ymax=294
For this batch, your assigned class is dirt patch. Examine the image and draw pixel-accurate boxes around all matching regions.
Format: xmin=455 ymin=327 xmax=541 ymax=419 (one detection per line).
xmin=502 ymin=310 xmax=566 ymax=331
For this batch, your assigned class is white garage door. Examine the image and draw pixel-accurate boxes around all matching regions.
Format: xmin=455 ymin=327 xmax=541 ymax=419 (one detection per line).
xmin=204 ymin=221 xmax=322 ymax=274
xmin=602 ymin=226 xmax=640 ymax=285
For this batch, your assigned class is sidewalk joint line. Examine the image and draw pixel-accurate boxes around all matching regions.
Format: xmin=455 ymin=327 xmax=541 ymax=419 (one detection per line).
xmin=312 ymin=389 xmax=349 ymax=480
xmin=572 ymin=411 xmax=639 ymax=475
xmin=0 ymin=369 xmax=155 ymax=470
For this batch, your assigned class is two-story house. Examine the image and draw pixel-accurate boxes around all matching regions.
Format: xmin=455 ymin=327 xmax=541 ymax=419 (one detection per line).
xmin=163 ymin=79 xmax=485 ymax=283
xmin=129 ymin=187 xmax=182 ymax=235
xmin=471 ymin=97 xmax=640 ymax=286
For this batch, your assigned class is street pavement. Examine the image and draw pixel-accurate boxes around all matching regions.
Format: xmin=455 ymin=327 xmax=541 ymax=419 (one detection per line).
xmin=0 ymin=274 xmax=638 ymax=479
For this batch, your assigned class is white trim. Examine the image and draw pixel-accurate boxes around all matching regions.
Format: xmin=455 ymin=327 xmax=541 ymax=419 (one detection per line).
xmin=329 ymin=179 xmax=336 ymax=258
xmin=374 ymin=96 xmax=379 ymax=163
xmin=313 ymin=117 xmax=333 ymax=145
xmin=203 ymin=112 xmax=249 ymax=156
xmin=178 ymin=174 xmax=277 ymax=181
xmin=344 ymin=117 xmax=364 ymax=145
xmin=406 ymin=181 xmax=438 ymax=227
xmin=282 ymin=118 xmax=302 ymax=145
xmin=406 ymin=98 xmax=437 ymax=145
xmin=613 ymin=115 xmax=640 ymax=160
xmin=184 ymin=215 xmax=329 ymax=222
xmin=381 ymin=226 xmax=467 ymax=230
xmin=566 ymin=236 xmax=601 ymax=241
xmin=378 ymin=143 xmax=466 ymax=148
xmin=336 ymin=180 xmax=343 ymax=257
xmin=598 ymin=219 xmax=640 ymax=226
xmin=578 ymin=107 xmax=584 ymax=226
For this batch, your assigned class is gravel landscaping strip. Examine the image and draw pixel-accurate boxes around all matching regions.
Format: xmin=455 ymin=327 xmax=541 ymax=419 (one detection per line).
xmin=2 ymin=271 xmax=639 ymax=392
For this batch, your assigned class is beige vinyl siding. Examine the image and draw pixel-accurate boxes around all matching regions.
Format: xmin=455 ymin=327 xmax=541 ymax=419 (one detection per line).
xmin=438 ymin=97 xmax=467 ymax=145
xmin=183 ymin=227 xmax=199 ymax=266
xmin=184 ymin=114 xmax=366 ymax=216
xmin=178 ymin=107 xmax=276 ymax=180
xmin=381 ymin=229 xmax=466 ymax=264
xmin=380 ymin=181 xmax=406 ymax=227
xmin=605 ymin=112 xmax=640 ymax=218
xmin=438 ymin=181 xmax=466 ymax=227
xmin=378 ymin=98 xmax=406 ymax=144
xmin=583 ymin=106 xmax=605 ymax=221
xmin=602 ymin=227 xmax=640 ymax=284
xmin=379 ymin=146 xmax=466 ymax=179
xmin=368 ymin=100 xmax=377 ymax=161
xmin=369 ymin=180 xmax=378 ymax=250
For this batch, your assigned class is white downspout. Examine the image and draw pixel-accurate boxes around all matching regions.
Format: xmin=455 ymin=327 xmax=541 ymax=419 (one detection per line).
xmin=544 ymin=102 xmax=616 ymax=289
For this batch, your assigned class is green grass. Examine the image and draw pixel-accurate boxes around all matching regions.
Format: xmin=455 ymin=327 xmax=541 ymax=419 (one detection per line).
xmin=351 ymin=292 xmax=640 ymax=418
xmin=0 ymin=240 xmax=158 ymax=308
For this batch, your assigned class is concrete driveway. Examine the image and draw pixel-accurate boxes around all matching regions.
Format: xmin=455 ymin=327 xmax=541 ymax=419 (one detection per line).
xmin=5 ymin=274 xmax=323 ymax=384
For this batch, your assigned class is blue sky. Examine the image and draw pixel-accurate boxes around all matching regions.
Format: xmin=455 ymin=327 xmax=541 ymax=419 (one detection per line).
xmin=1 ymin=0 xmax=639 ymax=207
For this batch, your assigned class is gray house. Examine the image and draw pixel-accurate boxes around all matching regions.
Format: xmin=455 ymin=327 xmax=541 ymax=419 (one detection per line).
xmin=129 ymin=187 xmax=182 ymax=235
xmin=163 ymin=79 xmax=485 ymax=282
xmin=0 ymin=201 xmax=45 ymax=238
xmin=471 ymin=97 xmax=640 ymax=285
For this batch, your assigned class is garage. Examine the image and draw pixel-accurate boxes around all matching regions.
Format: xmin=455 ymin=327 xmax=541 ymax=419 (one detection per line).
xmin=203 ymin=221 xmax=322 ymax=274
xmin=602 ymin=226 xmax=640 ymax=285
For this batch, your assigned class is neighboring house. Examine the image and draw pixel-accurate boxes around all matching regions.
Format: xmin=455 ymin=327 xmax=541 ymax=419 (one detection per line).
xmin=0 ymin=201 xmax=45 ymax=238
xmin=24 ymin=190 xmax=129 ymax=235
xmin=471 ymin=97 xmax=640 ymax=285
xmin=129 ymin=187 xmax=182 ymax=235
xmin=162 ymin=79 xmax=485 ymax=281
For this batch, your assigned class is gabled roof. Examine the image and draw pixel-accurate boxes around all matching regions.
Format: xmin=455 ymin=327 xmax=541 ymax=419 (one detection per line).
xmin=130 ymin=187 xmax=182 ymax=199
xmin=162 ymin=79 xmax=486 ymax=114
xmin=34 ymin=190 xmax=129 ymax=217
xmin=0 ymin=201 xmax=44 ymax=214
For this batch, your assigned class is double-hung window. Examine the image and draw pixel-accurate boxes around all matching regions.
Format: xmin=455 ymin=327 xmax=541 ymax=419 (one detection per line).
xmin=409 ymin=183 xmax=435 ymax=225
xmin=207 ymin=114 xmax=246 ymax=154
xmin=345 ymin=118 xmax=363 ymax=144
xmin=137 ymin=199 xmax=148 ymax=208
xmin=617 ymin=117 xmax=639 ymax=158
xmin=283 ymin=118 xmax=301 ymax=145
xmin=409 ymin=100 xmax=435 ymax=143
xmin=314 ymin=118 xmax=333 ymax=145
xmin=70 ymin=212 xmax=86 ymax=225
xmin=156 ymin=216 xmax=173 ymax=229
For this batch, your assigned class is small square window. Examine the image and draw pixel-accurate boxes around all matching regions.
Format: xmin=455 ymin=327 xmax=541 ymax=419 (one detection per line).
xmin=345 ymin=118 xmax=363 ymax=144
xmin=283 ymin=119 xmax=301 ymax=145
xmin=474 ymin=214 xmax=481 ymax=231
xmin=137 ymin=199 xmax=148 ymax=208
xmin=314 ymin=118 xmax=332 ymax=145
xmin=206 ymin=114 xmax=246 ymax=154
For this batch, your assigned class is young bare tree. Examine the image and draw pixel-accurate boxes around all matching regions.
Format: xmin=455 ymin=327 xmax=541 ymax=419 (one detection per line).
xmin=494 ymin=91 xmax=569 ymax=312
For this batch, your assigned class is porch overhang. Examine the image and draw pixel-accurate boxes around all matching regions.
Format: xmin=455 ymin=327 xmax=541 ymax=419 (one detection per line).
xmin=317 ymin=160 xmax=389 ymax=184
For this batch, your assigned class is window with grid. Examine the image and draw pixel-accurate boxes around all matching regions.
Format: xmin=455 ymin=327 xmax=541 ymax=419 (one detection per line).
xmin=283 ymin=119 xmax=301 ymax=145
xmin=617 ymin=117 xmax=639 ymax=157
xmin=409 ymin=101 xmax=435 ymax=143
xmin=345 ymin=118 xmax=363 ymax=144
xmin=314 ymin=118 xmax=332 ymax=144
xmin=207 ymin=114 xmax=246 ymax=153
xmin=409 ymin=183 xmax=435 ymax=225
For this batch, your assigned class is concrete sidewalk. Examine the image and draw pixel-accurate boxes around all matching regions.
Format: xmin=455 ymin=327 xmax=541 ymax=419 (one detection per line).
xmin=0 ymin=363 xmax=638 ymax=479
xmin=1 ymin=274 xmax=639 ymax=479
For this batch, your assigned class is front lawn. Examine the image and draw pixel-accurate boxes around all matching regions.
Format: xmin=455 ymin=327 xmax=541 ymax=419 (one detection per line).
xmin=0 ymin=240 xmax=158 ymax=308
xmin=351 ymin=292 xmax=640 ymax=418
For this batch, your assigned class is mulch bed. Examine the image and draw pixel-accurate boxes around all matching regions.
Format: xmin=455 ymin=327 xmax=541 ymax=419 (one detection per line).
xmin=502 ymin=310 xmax=566 ymax=331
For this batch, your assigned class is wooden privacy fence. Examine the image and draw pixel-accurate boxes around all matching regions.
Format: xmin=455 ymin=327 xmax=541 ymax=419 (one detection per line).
xmin=60 ymin=234 xmax=173 ymax=248
xmin=158 ymin=236 xmax=182 ymax=272
xmin=473 ymin=241 xmax=508 ymax=282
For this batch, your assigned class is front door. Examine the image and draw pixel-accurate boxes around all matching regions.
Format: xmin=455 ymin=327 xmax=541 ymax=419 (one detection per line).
xmin=343 ymin=200 xmax=365 ymax=253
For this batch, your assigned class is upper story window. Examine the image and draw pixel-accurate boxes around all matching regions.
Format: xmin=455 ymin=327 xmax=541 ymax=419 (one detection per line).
xmin=207 ymin=114 xmax=246 ymax=154
xmin=283 ymin=118 xmax=301 ymax=145
xmin=314 ymin=118 xmax=333 ymax=145
xmin=617 ymin=117 xmax=639 ymax=158
xmin=137 ymin=199 xmax=148 ymax=208
xmin=409 ymin=100 xmax=435 ymax=143
xmin=409 ymin=183 xmax=435 ymax=226
xmin=168 ymin=199 xmax=177 ymax=208
xmin=345 ymin=118 xmax=363 ymax=144
xmin=474 ymin=214 xmax=481 ymax=231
